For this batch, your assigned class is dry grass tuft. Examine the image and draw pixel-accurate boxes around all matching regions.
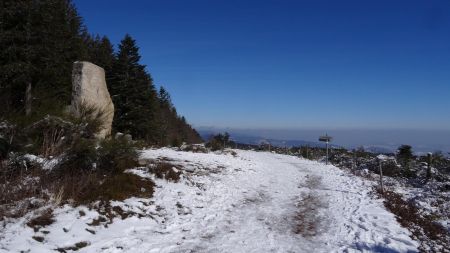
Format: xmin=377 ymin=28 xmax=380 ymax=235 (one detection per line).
xmin=70 ymin=173 xmax=155 ymax=204
xmin=27 ymin=209 xmax=55 ymax=232
xmin=150 ymin=162 xmax=182 ymax=182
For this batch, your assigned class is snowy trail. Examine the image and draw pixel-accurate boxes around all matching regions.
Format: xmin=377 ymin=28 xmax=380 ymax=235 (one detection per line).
xmin=0 ymin=149 xmax=418 ymax=252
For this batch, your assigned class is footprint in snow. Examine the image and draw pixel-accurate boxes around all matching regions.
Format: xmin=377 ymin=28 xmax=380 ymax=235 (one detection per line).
xmin=358 ymin=224 xmax=369 ymax=231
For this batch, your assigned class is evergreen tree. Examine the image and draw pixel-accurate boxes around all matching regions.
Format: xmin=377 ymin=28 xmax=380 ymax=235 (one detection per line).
xmin=158 ymin=86 xmax=173 ymax=108
xmin=1 ymin=1 xmax=201 ymax=146
xmin=0 ymin=0 xmax=88 ymax=117
xmin=109 ymin=34 xmax=159 ymax=142
xmin=86 ymin=35 xmax=114 ymax=73
xmin=0 ymin=0 xmax=33 ymax=115
xmin=156 ymin=86 xmax=202 ymax=145
xmin=397 ymin=145 xmax=413 ymax=167
xmin=157 ymin=86 xmax=172 ymax=144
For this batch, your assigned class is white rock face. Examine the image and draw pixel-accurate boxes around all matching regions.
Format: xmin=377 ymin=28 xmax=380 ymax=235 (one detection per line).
xmin=71 ymin=61 xmax=114 ymax=139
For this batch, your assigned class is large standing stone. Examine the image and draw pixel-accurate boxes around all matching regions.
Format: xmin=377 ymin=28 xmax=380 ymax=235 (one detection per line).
xmin=71 ymin=61 xmax=114 ymax=139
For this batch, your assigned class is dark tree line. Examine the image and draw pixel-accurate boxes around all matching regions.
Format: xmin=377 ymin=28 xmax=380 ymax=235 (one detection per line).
xmin=0 ymin=0 xmax=201 ymax=145
xmin=0 ymin=0 xmax=87 ymax=117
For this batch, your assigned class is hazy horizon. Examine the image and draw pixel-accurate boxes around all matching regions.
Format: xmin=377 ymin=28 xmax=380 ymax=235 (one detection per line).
xmin=197 ymin=126 xmax=450 ymax=153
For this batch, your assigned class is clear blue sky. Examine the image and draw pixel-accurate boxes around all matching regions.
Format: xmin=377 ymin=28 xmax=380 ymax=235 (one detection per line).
xmin=74 ymin=0 xmax=450 ymax=130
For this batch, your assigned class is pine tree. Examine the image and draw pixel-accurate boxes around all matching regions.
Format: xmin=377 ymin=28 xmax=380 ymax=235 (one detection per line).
xmin=158 ymin=86 xmax=173 ymax=108
xmin=156 ymin=86 xmax=202 ymax=145
xmin=109 ymin=34 xmax=159 ymax=142
xmin=1 ymin=1 xmax=202 ymax=146
xmin=0 ymin=0 xmax=36 ymax=115
xmin=86 ymin=35 xmax=114 ymax=73
xmin=0 ymin=0 xmax=88 ymax=117
xmin=397 ymin=145 xmax=413 ymax=168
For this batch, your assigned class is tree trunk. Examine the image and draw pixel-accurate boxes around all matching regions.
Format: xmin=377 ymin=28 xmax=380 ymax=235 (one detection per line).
xmin=25 ymin=81 xmax=32 ymax=116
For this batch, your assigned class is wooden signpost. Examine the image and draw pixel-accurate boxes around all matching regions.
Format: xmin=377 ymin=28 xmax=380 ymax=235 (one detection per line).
xmin=318 ymin=134 xmax=333 ymax=165
xmin=260 ymin=140 xmax=271 ymax=152
xmin=377 ymin=154 xmax=388 ymax=194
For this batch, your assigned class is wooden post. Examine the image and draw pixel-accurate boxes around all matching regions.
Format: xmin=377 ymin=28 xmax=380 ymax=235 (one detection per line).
xmin=352 ymin=152 xmax=356 ymax=170
xmin=25 ymin=82 xmax=32 ymax=116
xmin=426 ymin=153 xmax=432 ymax=181
xmin=319 ymin=135 xmax=333 ymax=164
xmin=379 ymin=160 xmax=384 ymax=194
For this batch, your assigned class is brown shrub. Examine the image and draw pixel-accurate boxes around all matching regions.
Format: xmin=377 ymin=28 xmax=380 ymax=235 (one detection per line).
xmin=1 ymin=168 xmax=154 ymax=219
xmin=55 ymin=172 xmax=101 ymax=204
xmin=74 ymin=173 xmax=155 ymax=203
xmin=381 ymin=189 xmax=449 ymax=251
xmin=99 ymin=173 xmax=154 ymax=201
xmin=27 ymin=209 xmax=55 ymax=232
xmin=47 ymin=172 xmax=154 ymax=205
xmin=1 ymin=173 xmax=43 ymax=205
xmin=0 ymin=163 xmax=54 ymax=219
xmin=151 ymin=162 xmax=181 ymax=182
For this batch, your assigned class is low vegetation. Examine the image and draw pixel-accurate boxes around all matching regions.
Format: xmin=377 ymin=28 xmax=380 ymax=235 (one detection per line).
xmin=0 ymin=0 xmax=202 ymax=222
xmin=150 ymin=162 xmax=182 ymax=182
xmin=27 ymin=209 xmax=55 ymax=232
xmin=0 ymin=107 xmax=153 ymax=219
xmin=326 ymin=147 xmax=450 ymax=252
xmin=86 ymin=173 xmax=154 ymax=202
xmin=380 ymin=189 xmax=450 ymax=252
xmin=206 ymin=132 xmax=236 ymax=151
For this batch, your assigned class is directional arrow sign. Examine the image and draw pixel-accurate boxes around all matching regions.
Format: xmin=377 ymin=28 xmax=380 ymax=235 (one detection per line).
xmin=319 ymin=135 xmax=332 ymax=142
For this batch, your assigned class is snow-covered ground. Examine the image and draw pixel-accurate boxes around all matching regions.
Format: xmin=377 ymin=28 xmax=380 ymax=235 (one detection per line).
xmin=0 ymin=149 xmax=419 ymax=252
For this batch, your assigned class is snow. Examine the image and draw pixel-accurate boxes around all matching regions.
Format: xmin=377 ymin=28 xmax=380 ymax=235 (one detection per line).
xmin=376 ymin=154 xmax=389 ymax=161
xmin=0 ymin=149 xmax=419 ymax=252
xmin=21 ymin=154 xmax=61 ymax=170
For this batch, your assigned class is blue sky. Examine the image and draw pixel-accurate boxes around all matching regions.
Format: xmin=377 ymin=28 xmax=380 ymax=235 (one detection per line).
xmin=74 ymin=0 xmax=450 ymax=130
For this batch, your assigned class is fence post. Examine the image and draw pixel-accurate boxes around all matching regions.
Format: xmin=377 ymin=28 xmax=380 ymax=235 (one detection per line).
xmin=426 ymin=152 xmax=432 ymax=181
xmin=351 ymin=152 xmax=355 ymax=170
xmin=379 ymin=159 xmax=384 ymax=194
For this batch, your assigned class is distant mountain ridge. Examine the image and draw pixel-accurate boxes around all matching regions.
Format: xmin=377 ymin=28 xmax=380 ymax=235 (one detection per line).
xmin=200 ymin=130 xmax=403 ymax=154
xmin=198 ymin=130 xmax=327 ymax=148
xmin=197 ymin=127 xmax=450 ymax=155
